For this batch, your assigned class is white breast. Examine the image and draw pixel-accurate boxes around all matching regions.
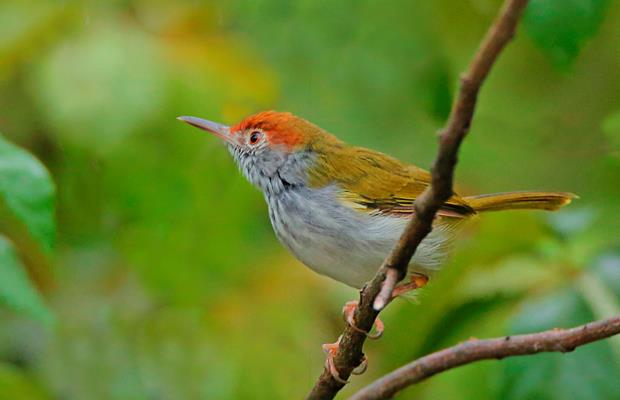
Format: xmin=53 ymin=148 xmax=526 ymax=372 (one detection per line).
xmin=266 ymin=185 xmax=457 ymax=289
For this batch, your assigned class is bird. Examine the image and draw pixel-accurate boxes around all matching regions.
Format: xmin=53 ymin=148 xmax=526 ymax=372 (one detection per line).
xmin=178 ymin=111 xmax=575 ymax=379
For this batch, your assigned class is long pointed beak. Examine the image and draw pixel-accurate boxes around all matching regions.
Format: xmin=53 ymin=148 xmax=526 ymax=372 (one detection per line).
xmin=177 ymin=116 xmax=232 ymax=143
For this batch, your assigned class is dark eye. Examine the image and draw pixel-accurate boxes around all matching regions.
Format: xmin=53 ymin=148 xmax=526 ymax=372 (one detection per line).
xmin=249 ymin=130 xmax=262 ymax=145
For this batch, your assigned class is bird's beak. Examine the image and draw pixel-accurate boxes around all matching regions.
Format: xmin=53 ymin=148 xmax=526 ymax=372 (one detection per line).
xmin=177 ymin=116 xmax=233 ymax=144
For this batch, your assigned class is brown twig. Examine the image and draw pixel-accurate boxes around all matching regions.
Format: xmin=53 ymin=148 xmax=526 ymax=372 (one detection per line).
xmin=374 ymin=0 xmax=530 ymax=311
xmin=351 ymin=316 xmax=620 ymax=399
xmin=305 ymin=1 xmax=530 ymax=399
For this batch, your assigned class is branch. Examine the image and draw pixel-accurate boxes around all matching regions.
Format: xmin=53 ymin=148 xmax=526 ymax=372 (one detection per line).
xmin=351 ymin=316 xmax=620 ymax=400
xmin=375 ymin=0 xmax=530 ymax=310
xmin=305 ymin=1 xmax=530 ymax=399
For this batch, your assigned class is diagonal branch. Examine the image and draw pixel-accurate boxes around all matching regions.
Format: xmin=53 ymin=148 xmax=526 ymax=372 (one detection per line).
xmin=350 ymin=316 xmax=620 ymax=400
xmin=374 ymin=0 xmax=530 ymax=311
xmin=305 ymin=1 xmax=530 ymax=399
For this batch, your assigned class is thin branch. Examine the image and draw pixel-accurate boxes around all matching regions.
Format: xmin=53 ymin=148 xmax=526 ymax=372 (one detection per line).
xmin=305 ymin=1 xmax=530 ymax=399
xmin=374 ymin=0 xmax=530 ymax=310
xmin=351 ymin=316 xmax=620 ymax=400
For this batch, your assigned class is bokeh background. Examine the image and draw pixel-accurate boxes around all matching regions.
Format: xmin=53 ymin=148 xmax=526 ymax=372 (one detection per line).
xmin=1 ymin=0 xmax=620 ymax=399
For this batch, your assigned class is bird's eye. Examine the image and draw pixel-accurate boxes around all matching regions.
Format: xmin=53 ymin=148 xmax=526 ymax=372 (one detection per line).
xmin=249 ymin=130 xmax=262 ymax=145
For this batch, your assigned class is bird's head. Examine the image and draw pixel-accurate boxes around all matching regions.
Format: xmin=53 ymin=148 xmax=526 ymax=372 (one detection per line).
xmin=178 ymin=111 xmax=334 ymax=195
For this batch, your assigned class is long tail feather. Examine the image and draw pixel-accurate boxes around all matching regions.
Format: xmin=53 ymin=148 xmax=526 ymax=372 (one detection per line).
xmin=465 ymin=191 xmax=577 ymax=212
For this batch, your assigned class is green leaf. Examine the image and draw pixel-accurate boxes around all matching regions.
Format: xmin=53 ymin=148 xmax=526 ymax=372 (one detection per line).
xmin=0 ymin=235 xmax=53 ymax=325
xmin=0 ymin=133 xmax=55 ymax=252
xmin=524 ymin=0 xmax=611 ymax=67
xmin=497 ymin=288 xmax=620 ymax=400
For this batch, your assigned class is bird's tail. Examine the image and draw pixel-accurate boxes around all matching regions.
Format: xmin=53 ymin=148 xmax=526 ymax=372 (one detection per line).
xmin=464 ymin=191 xmax=577 ymax=213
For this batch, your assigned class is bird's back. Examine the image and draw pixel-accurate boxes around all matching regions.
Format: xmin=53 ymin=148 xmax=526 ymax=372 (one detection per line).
xmin=305 ymin=134 xmax=475 ymax=219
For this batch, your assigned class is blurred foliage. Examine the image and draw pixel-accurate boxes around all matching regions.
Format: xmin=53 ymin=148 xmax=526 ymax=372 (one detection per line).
xmin=0 ymin=131 xmax=54 ymax=325
xmin=0 ymin=237 xmax=52 ymax=325
xmin=0 ymin=0 xmax=619 ymax=399
xmin=0 ymin=133 xmax=55 ymax=252
xmin=524 ymin=0 xmax=611 ymax=68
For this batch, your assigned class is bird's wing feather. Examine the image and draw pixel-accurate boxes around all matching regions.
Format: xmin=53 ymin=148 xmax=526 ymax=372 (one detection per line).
xmin=309 ymin=145 xmax=474 ymax=218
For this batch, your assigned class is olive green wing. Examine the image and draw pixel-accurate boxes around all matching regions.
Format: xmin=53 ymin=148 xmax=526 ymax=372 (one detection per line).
xmin=309 ymin=146 xmax=475 ymax=218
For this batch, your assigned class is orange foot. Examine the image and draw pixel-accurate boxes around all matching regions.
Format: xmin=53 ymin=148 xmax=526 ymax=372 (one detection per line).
xmin=391 ymin=273 xmax=429 ymax=298
xmin=322 ymin=336 xmax=368 ymax=384
xmin=343 ymin=301 xmax=384 ymax=339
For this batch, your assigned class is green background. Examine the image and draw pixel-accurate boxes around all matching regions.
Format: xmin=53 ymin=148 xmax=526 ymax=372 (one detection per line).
xmin=0 ymin=0 xmax=619 ymax=398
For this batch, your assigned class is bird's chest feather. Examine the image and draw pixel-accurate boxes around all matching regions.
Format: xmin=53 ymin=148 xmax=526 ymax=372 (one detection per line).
xmin=265 ymin=185 xmax=412 ymax=288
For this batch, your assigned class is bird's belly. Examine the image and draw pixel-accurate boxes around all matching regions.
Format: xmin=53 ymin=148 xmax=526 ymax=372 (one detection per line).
xmin=267 ymin=186 xmax=455 ymax=289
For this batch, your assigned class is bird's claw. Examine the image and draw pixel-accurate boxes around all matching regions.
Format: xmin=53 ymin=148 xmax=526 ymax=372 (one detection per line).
xmin=322 ymin=280 xmax=427 ymax=384
xmin=352 ymin=355 xmax=368 ymax=375
xmin=343 ymin=301 xmax=384 ymax=339
xmin=322 ymin=336 xmax=348 ymax=384
xmin=391 ymin=274 xmax=429 ymax=298
xmin=322 ymin=335 xmax=368 ymax=384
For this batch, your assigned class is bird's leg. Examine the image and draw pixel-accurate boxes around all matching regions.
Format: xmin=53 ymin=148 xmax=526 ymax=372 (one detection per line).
xmin=391 ymin=273 xmax=428 ymax=298
xmin=322 ymin=335 xmax=368 ymax=384
xmin=342 ymin=275 xmax=427 ymax=340
xmin=323 ymin=275 xmax=428 ymax=382
xmin=343 ymin=301 xmax=384 ymax=339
